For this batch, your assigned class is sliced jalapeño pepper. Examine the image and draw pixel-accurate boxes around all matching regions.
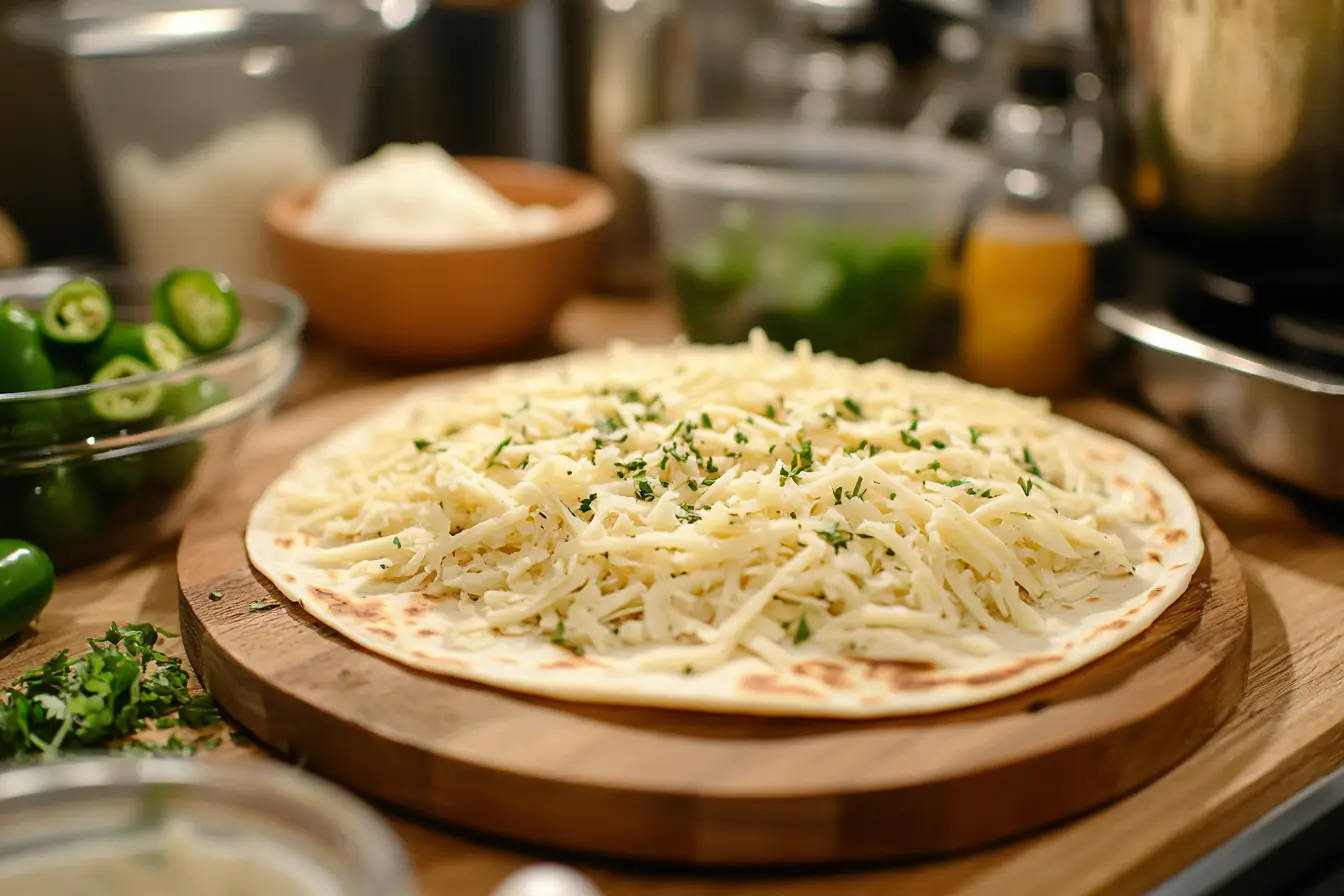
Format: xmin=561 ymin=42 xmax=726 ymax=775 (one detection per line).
xmin=0 ymin=299 xmax=56 ymax=394
xmin=154 ymin=268 xmax=241 ymax=354
xmin=40 ymin=278 xmax=114 ymax=345
xmin=90 ymin=322 xmax=192 ymax=372
xmin=88 ymin=355 xmax=163 ymax=422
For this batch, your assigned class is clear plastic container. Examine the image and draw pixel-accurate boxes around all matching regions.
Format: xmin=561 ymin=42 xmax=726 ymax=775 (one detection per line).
xmin=0 ymin=757 xmax=415 ymax=896
xmin=5 ymin=2 xmax=418 ymax=283
xmin=624 ymin=123 xmax=988 ymax=365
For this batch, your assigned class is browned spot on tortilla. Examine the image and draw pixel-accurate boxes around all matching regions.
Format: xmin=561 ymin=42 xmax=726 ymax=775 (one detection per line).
xmin=273 ymin=536 xmax=294 ymax=548
xmin=367 ymin=626 xmax=397 ymax=640
xmin=283 ymin=574 xmax=296 ymax=583
xmin=1125 ymin=606 xmax=1140 ymax=617
xmin=403 ymin=597 xmax=432 ymax=619
xmin=1147 ymin=585 xmax=1165 ymax=601
xmin=1163 ymin=528 xmax=1188 ymax=545
xmin=416 ymin=629 xmax=438 ymax=638
xmin=1085 ymin=619 xmax=1129 ymax=641
xmin=541 ymin=658 xmax=600 ymax=671
xmin=1143 ymin=484 xmax=1167 ymax=522
xmin=861 ymin=695 xmax=886 ymax=706
xmin=1114 ymin=474 xmax=1133 ymax=488
xmin=412 ymin=651 xmax=467 ymax=668
xmin=738 ymin=673 xmax=823 ymax=699
xmin=956 ymin=654 xmax=1058 ymax=687
xmin=497 ymin=657 xmax=517 ymax=664
xmin=1146 ymin=550 xmax=1163 ymax=565
xmin=310 ymin=586 xmax=391 ymax=624
xmin=325 ymin=570 xmax=339 ymax=582
xmin=1060 ymin=603 xmax=1074 ymax=611
xmin=861 ymin=659 xmax=941 ymax=692
xmin=1086 ymin=595 xmax=1101 ymax=603
xmin=1171 ymin=563 xmax=1187 ymax=570
xmin=793 ymin=660 xmax=853 ymax=690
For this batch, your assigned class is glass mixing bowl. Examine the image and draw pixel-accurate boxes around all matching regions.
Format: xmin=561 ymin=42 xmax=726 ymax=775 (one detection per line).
xmin=0 ymin=267 xmax=303 ymax=571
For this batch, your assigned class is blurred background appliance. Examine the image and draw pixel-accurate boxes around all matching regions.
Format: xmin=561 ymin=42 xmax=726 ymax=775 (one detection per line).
xmin=1092 ymin=0 xmax=1344 ymax=500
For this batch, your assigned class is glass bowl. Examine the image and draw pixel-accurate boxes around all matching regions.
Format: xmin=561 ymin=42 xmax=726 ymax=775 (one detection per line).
xmin=5 ymin=1 xmax=425 ymax=282
xmin=624 ymin=122 xmax=989 ymax=365
xmin=0 ymin=757 xmax=414 ymax=896
xmin=0 ymin=266 xmax=303 ymax=571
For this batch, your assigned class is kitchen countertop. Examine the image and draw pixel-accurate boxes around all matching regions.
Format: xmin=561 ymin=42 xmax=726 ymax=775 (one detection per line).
xmin=3 ymin=296 xmax=1343 ymax=896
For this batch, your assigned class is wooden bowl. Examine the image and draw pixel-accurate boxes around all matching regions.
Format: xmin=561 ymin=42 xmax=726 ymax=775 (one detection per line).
xmin=265 ymin=157 xmax=614 ymax=363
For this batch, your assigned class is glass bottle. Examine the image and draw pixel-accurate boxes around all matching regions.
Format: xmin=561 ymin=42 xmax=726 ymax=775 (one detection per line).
xmin=959 ymin=38 xmax=1092 ymax=397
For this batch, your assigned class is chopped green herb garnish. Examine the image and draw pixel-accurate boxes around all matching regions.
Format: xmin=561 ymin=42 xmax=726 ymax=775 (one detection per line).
xmin=549 ymin=621 xmax=586 ymax=656
xmin=705 ymin=457 xmax=719 ymax=473
xmin=869 ymin=443 xmax=880 ymax=457
xmin=677 ymin=504 xmax=702 ymax=524
xmin=0 ymin=624 xmax=225 ymax=760
xmin=847 ymin=477 xmax=866 ymax=500
xmin=923 ymin=461 xmax=941 ymax=472
xmin=900 ymin=430 xmax=922 ymax=450
xmin=794 ymin=614 xmax=812 ymax=644
xmin=207 ymin=591 xmax=223 ymax=601
xmin=931 ymin=440 xmax=947 ymax=450
xmin=765 ymin=403 xmax=777 ymax=420
xmin=817 ymin=521 xmax=854 ymax=553
xmin=889 ymin=492 xmax=897 ymax=499
xmin=615 ymin=458 xmax=648 ymax=478
xmin=700 ymin=412 xmax=713 ymax=428
xmin=687 ymin=479 xmax=699 ymax=491
xmin=833 ymin=486 xmax=844 ymax=505
xmin=413 ymin=438 xmax=431 ymax=452
xmin=634 ymin=480 xmax=656 ymax=501
xmin=392 ymin=536 xmax=402 ymax=549
xmin=1013 ymin=511 xmax=1036 ymax=519
xmin=577 ymin=493 xmax=598 ymax=513
xmin=842 ymin=397 xmax=863 ymax=418
xmin=1023 ymin=446 xmax=1043 ymax=478
xmin=249 ymin=602 xmax=282 ymax=612
xmin=1018 ymin=477 xmax=1034 ymax=496
xmin=734 ymin=431 xmax=749 ymax=444
xmin=969 ymin=426 xmax=981 ymax=445
xmin=779 ymin=439 xmax=815 ymax=485
xmin=486 ymin=436 xmax=513 ymax=467
xmin=942 ymin=479 xmax=968 ymax=488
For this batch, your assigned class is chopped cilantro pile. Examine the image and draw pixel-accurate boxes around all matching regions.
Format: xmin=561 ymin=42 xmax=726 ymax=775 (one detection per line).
xmin=0 ymin=623 xmax=222 ymax=760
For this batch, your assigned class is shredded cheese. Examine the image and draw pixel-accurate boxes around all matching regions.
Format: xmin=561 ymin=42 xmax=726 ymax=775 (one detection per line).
xmin=269 ymin=331 xmax=1146 ymax=670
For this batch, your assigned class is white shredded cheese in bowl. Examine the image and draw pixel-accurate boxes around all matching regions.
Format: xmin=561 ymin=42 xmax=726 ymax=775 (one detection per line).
xmin=303 ymin=142 xmax=561 ymax=248
xmin=268 ymin=330 xmax=1156 ymax=676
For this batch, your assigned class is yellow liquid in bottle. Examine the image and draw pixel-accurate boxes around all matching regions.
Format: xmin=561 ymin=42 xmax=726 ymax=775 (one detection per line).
xmin=959 ymin=207 xmax=1092 ymax=397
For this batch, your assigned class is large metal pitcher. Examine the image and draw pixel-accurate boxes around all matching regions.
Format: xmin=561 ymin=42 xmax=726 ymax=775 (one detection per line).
xmin=1093 ymin=0 xmax=1344 ymax=278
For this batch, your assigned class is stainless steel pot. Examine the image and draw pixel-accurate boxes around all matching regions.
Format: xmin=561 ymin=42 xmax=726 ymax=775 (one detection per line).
xmin=1093 ymin=0 xmax=1344 ymax=279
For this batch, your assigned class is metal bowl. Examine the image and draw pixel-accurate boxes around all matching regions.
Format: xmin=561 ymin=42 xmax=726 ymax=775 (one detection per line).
xmin=0 ymin=266 xmax=303 ymax=570
xmin=0 ymin=757 xmax=413 ymax=896
xmin=1098 ymin=298 xmax=1344 ymax=501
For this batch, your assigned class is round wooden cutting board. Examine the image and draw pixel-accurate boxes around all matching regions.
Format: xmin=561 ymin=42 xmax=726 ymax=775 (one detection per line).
xmin=177 ymin=379 xmax=1251 ymax=867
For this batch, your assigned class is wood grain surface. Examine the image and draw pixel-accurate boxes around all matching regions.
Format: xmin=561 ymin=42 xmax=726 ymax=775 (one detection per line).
xmin=175 ymin=374 xmax=1251 ymax=867
xmin=4 ymin=298 xmax=1344 ymax=895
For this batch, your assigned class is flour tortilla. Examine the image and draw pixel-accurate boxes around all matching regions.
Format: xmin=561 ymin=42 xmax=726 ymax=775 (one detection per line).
xmin=245 ymin=372 xmax=1203 ymax=719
